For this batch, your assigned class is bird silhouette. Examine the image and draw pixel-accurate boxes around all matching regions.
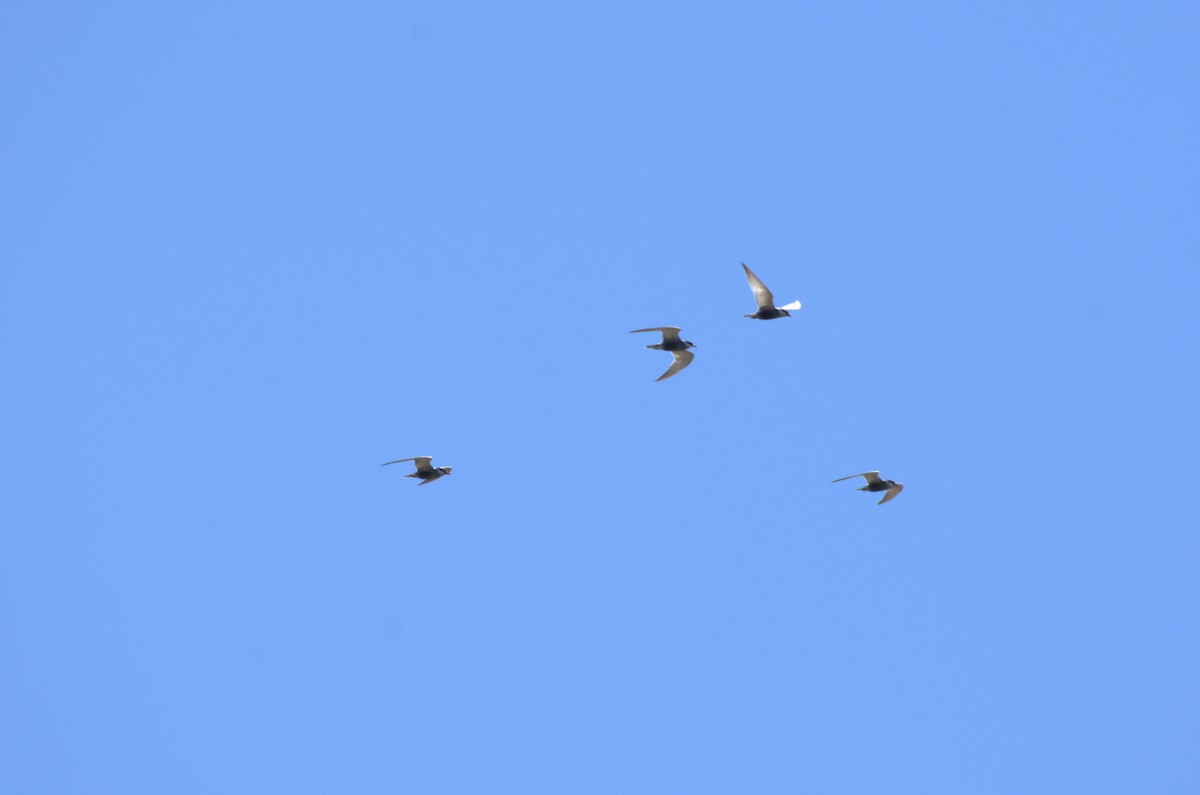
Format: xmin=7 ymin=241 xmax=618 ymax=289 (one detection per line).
xmin=741 ymin=262 xmax=801 ymax=319
xmin=381 ymin=456 xmax=453 ymax=485
xmin=629 ymin=326 xmax=697 ymax=381
xmin=832 ymin=471 xmax=903 ymax=505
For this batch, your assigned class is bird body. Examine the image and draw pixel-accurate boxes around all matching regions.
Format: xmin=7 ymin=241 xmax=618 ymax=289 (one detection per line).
xmin=832 ymin=471 xmax=904 ymax=505
xmin=629 ymin=327 xmax=697 ymax=381
xmin=741 ymin=262 xmax=801 ymax=319
xmin=382 ymin=456 xmax=453 ymax=485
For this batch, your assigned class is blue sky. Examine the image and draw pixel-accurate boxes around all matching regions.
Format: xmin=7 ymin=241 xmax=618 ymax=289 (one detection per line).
xmin=3 ymin=1 xmax=1198 ymax=792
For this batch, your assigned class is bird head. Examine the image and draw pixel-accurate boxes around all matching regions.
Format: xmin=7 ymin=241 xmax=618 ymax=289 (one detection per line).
xmin=439 ymin=466 xmax=453 ymax=475
xmin=685 ymin=340 xmax=697 ymax=348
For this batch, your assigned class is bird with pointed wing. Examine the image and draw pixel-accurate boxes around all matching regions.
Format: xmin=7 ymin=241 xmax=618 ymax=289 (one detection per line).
xmin=381 ymin=456 xmax=453 ymax=485
xmin=832 ymin=471 xmax=904 ymax=505
xmin=741 ymin=262 xmax=802 ymax=320
xmin=629 ymin=326 xmax=697 ymax=382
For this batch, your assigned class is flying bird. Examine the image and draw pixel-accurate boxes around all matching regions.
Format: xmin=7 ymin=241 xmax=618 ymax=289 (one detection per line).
xmin=741 ymin=262 xmax=802 ymax=319
xmin=381 ymin=456 xmax=453 ymax=485
xmin=832 ymin=471 xmax=904 ymax=505
xmin=629 ymin=326 xmax=696 ymax=381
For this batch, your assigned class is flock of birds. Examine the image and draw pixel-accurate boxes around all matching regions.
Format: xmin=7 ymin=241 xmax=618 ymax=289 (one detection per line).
xmin=383 ymin=262 xmax=904 ymax=505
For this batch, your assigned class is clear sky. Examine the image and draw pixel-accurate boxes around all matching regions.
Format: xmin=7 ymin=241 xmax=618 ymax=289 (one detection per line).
xmin=3 ymin=1 xmax=1198 ymax=792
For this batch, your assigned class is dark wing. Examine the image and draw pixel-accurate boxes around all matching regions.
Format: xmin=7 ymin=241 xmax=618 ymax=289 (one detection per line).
xmin=741 ymin=263 xmax=776 ymax=312
xmin=630 ymin=326 xmax=682 ymax=343
xmin=656 ymin=349 xmax=694 ymax=381
xmin=832 ymin=471 xmax=882 ymax=484
xmin=877 ymin=482 xmax=904 ymax=505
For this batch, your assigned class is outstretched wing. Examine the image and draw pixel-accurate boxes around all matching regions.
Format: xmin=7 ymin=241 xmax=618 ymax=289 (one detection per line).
xmin=832 ymin=471 xmax=882 ymax=484
xmin=741 ymin=263 xmax=776 ymax=312
xmin=656 ymin=349 xmax=694 ymax=381
xmin=877 ymin=483 xmax=904 ymax=505
xmin=630 ymin=326 xmax=682 ymax=343
xmin=382 ymin=456 xmax=433 ymax=471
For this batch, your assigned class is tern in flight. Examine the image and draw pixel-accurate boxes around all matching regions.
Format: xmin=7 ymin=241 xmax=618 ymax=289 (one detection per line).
xmin=832 ymin=471 xmax=904 ymax=505
xmin=741 ymin=262 xmax=802 ymax=320
xmin=381 ymin=456 xmax=453 ymax=485
xmin=629 ymin=326 xmax=697 ymax=382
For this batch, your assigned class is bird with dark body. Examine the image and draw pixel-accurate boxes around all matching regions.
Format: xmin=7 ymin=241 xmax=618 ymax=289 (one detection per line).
xmin=832 ymin=471 xmax=904 ymax=505
xmin=629 ymin=326 xmax=697 ymax=381
xmin=381 ymin=456 xmax=453 ymax=485
xmin=741 ymin=262 xmax=802 ymax=319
